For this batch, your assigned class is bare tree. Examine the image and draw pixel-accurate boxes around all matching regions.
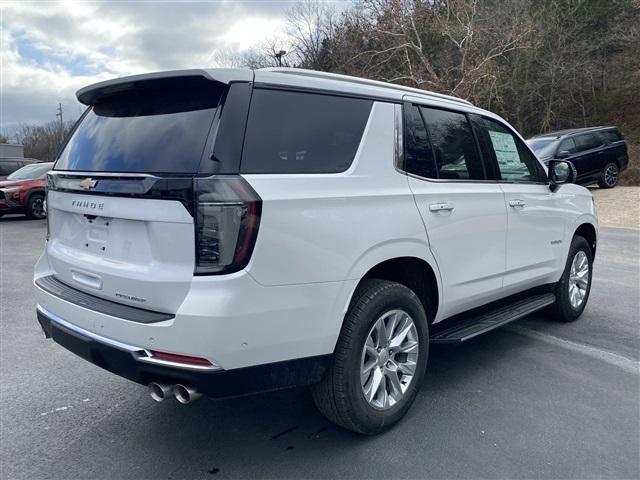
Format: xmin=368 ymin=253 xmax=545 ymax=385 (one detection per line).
xmin=286 ymin=0 xmax=338 ymax=69
xmin=335 ymin=0 xmax=533 ymax=104
xmin=14 ymin=120 xmax=76 ymax=161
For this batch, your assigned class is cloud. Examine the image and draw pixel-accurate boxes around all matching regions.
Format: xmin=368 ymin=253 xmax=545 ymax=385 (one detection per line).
xmin=219 ymin=17 xmax=286 ymax=51
xmin=0 ymin=1 xmax=292 ymax=134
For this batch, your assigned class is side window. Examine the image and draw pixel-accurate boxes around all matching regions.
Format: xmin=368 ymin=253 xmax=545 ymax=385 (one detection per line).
xmin=574 ymin=133 xmax=602 ymax=152
xmin=241 ymin=89 xmax=373 ymax=174
xmin=404 ymin=104 xmax=437 ymax=178
xmin=2 ymin=162 xmax=18 ymax=174
xmin=420 ymin=107 xmax=485 ymax=180
xmin=558 ymin=137 xmax=577 ymax=154
xmin=602 ymin=129 xmax=623 ymax=142
xmin=480 ymin=117 xmax=545 ymax=183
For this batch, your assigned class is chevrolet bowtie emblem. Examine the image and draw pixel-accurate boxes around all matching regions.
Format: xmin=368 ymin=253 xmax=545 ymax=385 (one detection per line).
xmin=79 ymin=178 xmax=97 ymax=190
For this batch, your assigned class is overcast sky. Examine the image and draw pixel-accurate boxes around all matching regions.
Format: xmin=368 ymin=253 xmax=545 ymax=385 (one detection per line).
xmin=0 ymin=0 xmax=317 ymax=136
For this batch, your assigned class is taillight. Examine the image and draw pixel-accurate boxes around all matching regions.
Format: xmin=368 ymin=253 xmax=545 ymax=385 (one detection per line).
xmin=194 ymin=176 xmax=261 ymax=275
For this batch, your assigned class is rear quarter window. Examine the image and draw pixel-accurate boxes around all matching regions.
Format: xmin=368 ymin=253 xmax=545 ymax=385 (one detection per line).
xmin=241 ymin=89 xmax=373 ymax=174
xmin=602 ymin=129 xmax=623 ymax=142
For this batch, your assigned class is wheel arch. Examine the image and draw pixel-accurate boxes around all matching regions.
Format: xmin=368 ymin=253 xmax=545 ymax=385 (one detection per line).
xmin=573 ymin=222 xmax=597 ymax=258
xmin=347 ymin=256 xmax=440 ymax=325
xmin=25 ymin=188 xmax=45 ymax=204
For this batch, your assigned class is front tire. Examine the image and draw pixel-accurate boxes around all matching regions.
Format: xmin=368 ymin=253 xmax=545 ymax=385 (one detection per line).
xmin=26 ymin=194 xmax=46 ymax=219
xmin=547 ymin=236 xmax=593 ymax=322
xmin=598 ymin=162 xmax=619 ymax=188
xmin=311 ymin=279 xmax=429 ymax=435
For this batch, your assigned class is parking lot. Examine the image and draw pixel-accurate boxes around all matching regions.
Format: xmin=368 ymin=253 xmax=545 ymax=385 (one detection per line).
xmin=1 ymin=216 xmax=638 ymax=480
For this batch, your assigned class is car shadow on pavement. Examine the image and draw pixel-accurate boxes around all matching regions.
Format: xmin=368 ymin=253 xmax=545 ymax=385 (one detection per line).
xmin=0 ymin=215 xmax=42 ymax=222
xmin=54 ymin=325 xmax=553 ymax=479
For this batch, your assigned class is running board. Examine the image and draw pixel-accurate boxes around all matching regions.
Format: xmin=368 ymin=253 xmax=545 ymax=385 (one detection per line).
xmin=430 ymin=293 xmax=556 ymax=344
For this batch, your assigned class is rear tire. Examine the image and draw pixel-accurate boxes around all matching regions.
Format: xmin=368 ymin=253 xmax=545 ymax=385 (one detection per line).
xmin=311 ymin=279 xmax=429 ymax=435
xmin=26 ymin=194 xmax=46 ymax=219
xmin=547 ymin=236 xmax=593 ymax=322
xmin=598 ymin=162 xmax=619 ymax=188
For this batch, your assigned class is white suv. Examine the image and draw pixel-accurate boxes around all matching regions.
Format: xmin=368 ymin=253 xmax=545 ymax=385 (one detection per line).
xmin=35 ymin=68 xmax=597 ymax=434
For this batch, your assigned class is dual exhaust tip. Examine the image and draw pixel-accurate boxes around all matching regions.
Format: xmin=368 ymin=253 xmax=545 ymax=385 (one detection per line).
xmin=148 ymin=382 xmax=202 ymax=404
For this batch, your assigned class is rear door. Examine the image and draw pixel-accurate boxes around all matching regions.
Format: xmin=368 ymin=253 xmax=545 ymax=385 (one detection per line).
xmin=573 ymin=132 xmax=605 ymax=177
xmin=46 ymin=75 xmax=231 ymax=314
xmin=472 ymin=115 xmax=566 ymax=290
xmin=403 ymin=101 xmax=507 ymax=318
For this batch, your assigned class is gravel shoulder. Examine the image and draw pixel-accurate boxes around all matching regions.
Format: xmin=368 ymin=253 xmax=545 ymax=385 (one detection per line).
xmin=591 ymin=186 xmax=640 ymax=229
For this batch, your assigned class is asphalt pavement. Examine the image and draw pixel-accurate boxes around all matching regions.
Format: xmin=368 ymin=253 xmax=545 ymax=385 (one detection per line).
xmin=1 ymin=216 xmax=638 ymax=480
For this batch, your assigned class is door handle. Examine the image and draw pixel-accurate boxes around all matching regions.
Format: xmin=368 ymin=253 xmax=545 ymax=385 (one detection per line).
xmin=509 ymin=199 xmax=526 ymax=208
xmin=429 ymin=202 xmax=455 ymax=212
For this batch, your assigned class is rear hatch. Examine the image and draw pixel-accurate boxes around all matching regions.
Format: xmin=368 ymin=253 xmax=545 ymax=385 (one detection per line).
xmin=46 ymin=72 xmax=254 ymax=314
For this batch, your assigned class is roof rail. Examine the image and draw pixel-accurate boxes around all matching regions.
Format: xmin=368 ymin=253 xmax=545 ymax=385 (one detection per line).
xmin=261 ymin=67 xmax=473 ymax=106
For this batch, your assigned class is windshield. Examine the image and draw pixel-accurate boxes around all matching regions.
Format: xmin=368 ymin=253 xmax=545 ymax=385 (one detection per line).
xmin=527 ymin=138 xmax=558 ymax=158
xmin=55 ymin=81 xmax=224 ymax=174
xmin=7 ymin=163 xmax=52 ymax=180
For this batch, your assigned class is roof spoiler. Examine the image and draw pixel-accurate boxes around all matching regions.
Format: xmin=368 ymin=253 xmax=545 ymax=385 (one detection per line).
xmin=76 ymin=68 xmax=253 ymax=106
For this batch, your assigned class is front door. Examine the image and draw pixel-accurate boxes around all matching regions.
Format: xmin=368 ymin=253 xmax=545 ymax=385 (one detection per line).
xmin=472 ymin=115 xmax=566 ymax=291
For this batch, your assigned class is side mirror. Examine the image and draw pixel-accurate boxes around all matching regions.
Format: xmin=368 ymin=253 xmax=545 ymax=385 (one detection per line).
xmin=556 ymin=150 xmax=571 ymax=159
xmin=548 ymin=160 xmax=576 ymax=191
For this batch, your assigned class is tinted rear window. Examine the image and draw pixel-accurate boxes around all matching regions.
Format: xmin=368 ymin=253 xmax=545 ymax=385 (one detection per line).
xmin=574 ymin=133 xmax=602 ymax=152
xmin=420 ymin=107 xmax=485 ymax=180
xmin=602 ymin=129 xmax=623 ymax=142
xmin=55 ymin=83 xmax=223 ymax=173
xmin=404 ymin=105 xmax=437 ymax=178
xmin=241 ymin=89 xmax=373 ymax=174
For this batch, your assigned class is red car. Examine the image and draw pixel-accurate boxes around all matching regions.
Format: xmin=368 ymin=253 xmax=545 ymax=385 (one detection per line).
xmin=0 ymin=162 xmax=53 ymax=219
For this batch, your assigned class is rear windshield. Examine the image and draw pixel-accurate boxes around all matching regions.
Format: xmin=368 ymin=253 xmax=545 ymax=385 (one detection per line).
xmin=55 ymin=81 xmax=223 ymax=174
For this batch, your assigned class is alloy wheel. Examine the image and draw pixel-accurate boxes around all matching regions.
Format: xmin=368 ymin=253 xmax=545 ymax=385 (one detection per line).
xmin=603 ymin=164 xmax=618 ymax=187
xmin=568 ymin=251 xmax=590 ymax=309
xmin=32 ymin=198 xmax=45 ymax=219
xmin=360 ymin=309 xmax=419 ymax=410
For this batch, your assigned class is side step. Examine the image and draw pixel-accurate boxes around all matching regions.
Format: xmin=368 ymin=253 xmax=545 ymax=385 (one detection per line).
xmin=430 ymin=293 xmax=556 ymax=344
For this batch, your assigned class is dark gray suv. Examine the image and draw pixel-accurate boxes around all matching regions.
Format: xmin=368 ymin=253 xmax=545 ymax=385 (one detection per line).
xmin=527 ymin=126 xmax=628 ymax=188
xmin=0 ymin=159 xmax=37 ymax=179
